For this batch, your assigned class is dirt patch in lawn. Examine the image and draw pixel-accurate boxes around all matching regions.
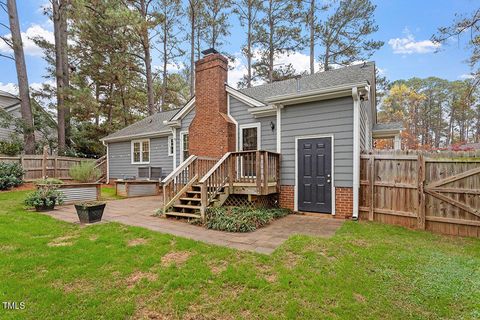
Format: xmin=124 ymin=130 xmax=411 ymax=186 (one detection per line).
xmin=354 ymin=293 xmax=366 ymax=303
xmin=126 ymin=271 xmax=158 ymax=289
xmin=47 ymin=235 xmax=78 ymax=247
xmin=128 ymin=238 xmax=149 ymax=247
xmin=161 ymin=251 xmax=191 ymax=267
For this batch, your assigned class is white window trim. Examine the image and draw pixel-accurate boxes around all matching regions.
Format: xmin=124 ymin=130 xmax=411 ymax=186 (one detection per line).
xmin=239 ymin=122 xmax=261 ymax=151
xmin=179 ymin=131 xmax=189 ymax=163
xmin=168 ymin=136 xmax=174 ymax=156
xmin=131 ymin=139 xmax=150 ymax=165
xmin=294 ymin=134 xmax=335 ymax=215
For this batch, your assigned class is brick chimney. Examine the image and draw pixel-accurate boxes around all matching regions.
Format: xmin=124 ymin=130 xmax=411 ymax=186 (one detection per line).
xmin=188 ymin=50 xmax=236 ymax=158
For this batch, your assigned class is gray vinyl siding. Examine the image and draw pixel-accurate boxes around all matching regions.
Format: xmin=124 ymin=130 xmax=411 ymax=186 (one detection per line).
xmin=175 ymin=107 xmax=196 ymax=166
xmin=229 ymin=96 xmax=276 ymax=152
xmin=281 ymin=96 xmax=354 ymax=187
xmin=360 ymin=100 xmax=367 ymax=150
xmin=108 ymin=136 xmax=173 ymax=180
xmin=0 ymin=108 xmax=19 ymax=140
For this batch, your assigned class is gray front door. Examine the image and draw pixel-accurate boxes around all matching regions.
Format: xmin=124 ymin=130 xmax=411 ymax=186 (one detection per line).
xmin=297 ymin=137 xmax=332 ymax=213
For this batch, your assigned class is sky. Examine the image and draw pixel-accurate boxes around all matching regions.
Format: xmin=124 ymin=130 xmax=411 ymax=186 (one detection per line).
xmin=0 ymin=0 xmax=478 ymax=95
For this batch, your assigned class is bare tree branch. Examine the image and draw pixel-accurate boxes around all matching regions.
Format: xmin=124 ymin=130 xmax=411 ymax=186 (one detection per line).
xmin=0 ymin=52 xmax=14 ymax=60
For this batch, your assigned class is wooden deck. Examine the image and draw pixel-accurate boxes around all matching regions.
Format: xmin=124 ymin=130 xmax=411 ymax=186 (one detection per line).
xmin=162 ymin=150 xmax=280 ymax=220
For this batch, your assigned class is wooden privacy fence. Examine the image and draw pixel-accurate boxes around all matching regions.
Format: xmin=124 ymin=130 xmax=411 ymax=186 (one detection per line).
xmin=0 ymin=155 xmax=105 ymax=181
xmin=359 ymin=150 xmax=480 ymax=238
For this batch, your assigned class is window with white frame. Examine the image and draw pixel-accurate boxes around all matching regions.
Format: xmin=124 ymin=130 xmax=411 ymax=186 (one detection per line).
xmin=131 ymin=139 xmax=150 ymax=164
xmin=168 ymin=136 xmax=174 ymax=156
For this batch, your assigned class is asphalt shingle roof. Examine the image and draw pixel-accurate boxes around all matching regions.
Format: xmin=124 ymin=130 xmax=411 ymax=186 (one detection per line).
xmin=239 ymin=62 xmax=375 ymax=103
xmin=102 ymin=109 xmax=179 ymax=141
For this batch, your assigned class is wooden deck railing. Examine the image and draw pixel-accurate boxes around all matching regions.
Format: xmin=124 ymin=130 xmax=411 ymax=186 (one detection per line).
xmin=161 ymin=155 xmax=218 ymax=213
xmin=198 ymin=150 xmax=280 ymax=219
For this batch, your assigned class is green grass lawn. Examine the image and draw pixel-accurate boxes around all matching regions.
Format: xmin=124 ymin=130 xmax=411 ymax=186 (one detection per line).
xmin=100 ymin=186 xmax=124 ymax=201
xmin=1 ymin=190 xmax=479 ymax=319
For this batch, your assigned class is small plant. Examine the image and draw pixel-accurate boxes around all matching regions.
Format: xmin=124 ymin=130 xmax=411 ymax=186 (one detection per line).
xmin=205 ymin=207 xmax=291 ymax=232
xmin=0 ymin=162 xmax=24 ymax=190
xmin=69 ymin=161 xmax=101 ymax=183
xmin=74 ymin=201 xmax=106 ymax=209
xmin=0 ymin=136 xmax=23 ymax=156
xmin=34 ymin=178 xmax=63 ymax=186
xmin=24 ymin=189 xmax=64 ymax=211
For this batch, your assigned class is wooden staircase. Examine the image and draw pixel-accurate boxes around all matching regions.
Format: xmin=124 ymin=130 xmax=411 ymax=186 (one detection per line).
xmin=162 ymin=151 xmax=281 ymax=221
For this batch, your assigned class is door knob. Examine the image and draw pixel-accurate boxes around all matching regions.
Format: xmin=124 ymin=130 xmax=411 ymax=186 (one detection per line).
xmin=327 ymin=174 xmax=331 ymax=178
xmin=327 ymin=179 xmax=331 ymax=183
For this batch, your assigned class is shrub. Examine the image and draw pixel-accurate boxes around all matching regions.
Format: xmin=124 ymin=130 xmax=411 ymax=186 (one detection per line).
xmin=205 ymin=207 xmax=291 ymax=232
xmin=34 ymin=178 xmax=63 ymax=186
xmin=0 ymin=162 xmax=24 ymax=190
xmin=69 ymin=161 xmax=101 ymax=183
xmin=0 ymin=137 xmax=23 ymax=156
xmin=24 ymin=188 xmax=64 ymax=208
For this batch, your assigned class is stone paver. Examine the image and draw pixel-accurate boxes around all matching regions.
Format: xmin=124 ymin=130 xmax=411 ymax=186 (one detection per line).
xmin=47 ymin=196 xmax=344 ymax=254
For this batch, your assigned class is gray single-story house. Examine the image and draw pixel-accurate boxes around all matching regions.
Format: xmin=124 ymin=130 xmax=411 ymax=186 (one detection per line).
xmin=101 ymin=50 xmax=402 ymax=219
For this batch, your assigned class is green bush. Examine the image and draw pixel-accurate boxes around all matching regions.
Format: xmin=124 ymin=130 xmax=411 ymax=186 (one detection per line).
xmin=0 ymin=137 xmax=23 ymax=156
xmin=205 ymin=207 xmax=291 ymax=232
xmin=69 ymin=161 xmax=101 ymax=183
xmin=34 ymin=178 xmax=63 ymax=186
xmin=24 ymin=189 xmax=65 ymax=208
xmin=0 ymin=162 xmax=24 ymax=190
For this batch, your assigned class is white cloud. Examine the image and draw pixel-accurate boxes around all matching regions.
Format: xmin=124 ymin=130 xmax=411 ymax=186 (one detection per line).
xmin=388 ymin=29 xmax=440 ymax=55
xmin=0 ymin=24 xmax=54 ymax=57
xmin=0 ymin=82 xmax=18 ymax=95
xmin=459 ymin=73 xmax=474 ymax=80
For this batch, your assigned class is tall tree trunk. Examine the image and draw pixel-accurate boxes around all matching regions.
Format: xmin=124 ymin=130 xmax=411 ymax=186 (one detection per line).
xmin=268 ymin=1 xmax=273 ymax=83
xmin=140 ymin=0 xmax=155 ymax=115
xmin=309 ymin=0 xmax=315 ymax=75
xmin=161 ymin=29 xmax=168 ymax=112
xmin=7 ymin=0 xmax=36 ymax=154
xmin=189 ymin=3 xmax=195 ymax=96
xmin=53 ymin=0 xmax=66 ymax=154
xmin=60 ymin=0 xmax=70 ymax=148
xmin=246 ymin=5 xmax=252 ymax=88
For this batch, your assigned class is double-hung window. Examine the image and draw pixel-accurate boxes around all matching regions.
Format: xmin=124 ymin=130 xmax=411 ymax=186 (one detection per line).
xmin=132 ymin=139 xmax=150 ymax=164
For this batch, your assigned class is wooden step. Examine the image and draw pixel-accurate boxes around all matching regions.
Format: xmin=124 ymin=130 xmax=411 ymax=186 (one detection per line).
xmin=186 ymin=190 xmax=201 ymax=194
xmin=165 ymin=212 xmax=201 ymax=218
xmin=172 ymin=204 xmax=201 ymax=210
xmin=180 ymin=197 xmax=201 ymax=202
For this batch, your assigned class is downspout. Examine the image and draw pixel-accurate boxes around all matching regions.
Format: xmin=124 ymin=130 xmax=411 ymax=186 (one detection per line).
xmin=352 ymin=87 xmax=360 ymax=220
xmin=276 ymin=104 xmax=282 ymax=153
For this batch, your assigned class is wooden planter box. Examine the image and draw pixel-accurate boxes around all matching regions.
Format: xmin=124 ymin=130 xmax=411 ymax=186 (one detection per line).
xmin=115 ymin=180 xmax=160 ymax=198
xmin=37 ymin=183 xmax=101 ymax=205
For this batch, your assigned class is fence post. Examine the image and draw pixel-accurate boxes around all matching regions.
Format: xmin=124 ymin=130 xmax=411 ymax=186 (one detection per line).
xmin=42 ymin=146 xmax=48 ymax=179
xmin=54 ymin=157 xmax=58 ymax=178
xmin=263 ymin=152 xmax=269 ymax=195
xmin=417 ymin=154 xmax=426 ymax=229
xmin=256 ymin=151 xmax=261 ymax=194
xmin=368 ymin=154 xmax=375 ymax=221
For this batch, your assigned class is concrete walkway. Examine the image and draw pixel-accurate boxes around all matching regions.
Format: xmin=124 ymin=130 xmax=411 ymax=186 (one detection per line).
xmin=48 ymin=196 xmax=343 ymax=254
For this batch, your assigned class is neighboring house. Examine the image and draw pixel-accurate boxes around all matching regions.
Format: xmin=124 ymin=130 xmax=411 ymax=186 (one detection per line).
xmin=0 ymin=90 xmax=57 ymax=143
xmin=101 ymin=50 xmax=402 ymax=219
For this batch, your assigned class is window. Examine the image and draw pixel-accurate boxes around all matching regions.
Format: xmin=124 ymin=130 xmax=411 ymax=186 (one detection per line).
xmin=168 ymin=136 xmax=174 ymax=156
xmin=180 ymin=132 xmax=189 ymax=162
xmin=240 ymin=123 xmax=261 ymax=151
xmin=131 ymin=139 xmax=150 ymax=164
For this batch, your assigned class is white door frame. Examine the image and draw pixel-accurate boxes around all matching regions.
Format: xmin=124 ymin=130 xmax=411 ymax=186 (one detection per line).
xmin=294 ymin=134 xmax=336 ymax=215
xmin=179 ymin=131 xmax=188 ymax=163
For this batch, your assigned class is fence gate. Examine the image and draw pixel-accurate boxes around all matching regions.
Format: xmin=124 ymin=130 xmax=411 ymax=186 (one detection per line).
xmin=360 ymin=150 xmax=480 ymax=238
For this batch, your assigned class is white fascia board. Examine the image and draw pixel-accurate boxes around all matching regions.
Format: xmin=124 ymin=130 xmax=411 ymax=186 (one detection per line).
xmin=170 ymin=97 xmax=195 ymax=121
xmin=249 ymin=105 xmax=276 ymax=117
xmin=265 ymin=82 xmax=369 ymax=105
xmin=226 ymin=85 xmax=265 ymax=107
xmin=163 ymin=119 xmax=181 ymax=128
xmin=101 ymin=130 xmax=171 ymax=143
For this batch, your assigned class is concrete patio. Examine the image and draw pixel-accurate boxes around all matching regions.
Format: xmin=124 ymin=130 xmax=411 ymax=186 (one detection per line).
xmin=47 ymin=196 xmax=344 ymax=254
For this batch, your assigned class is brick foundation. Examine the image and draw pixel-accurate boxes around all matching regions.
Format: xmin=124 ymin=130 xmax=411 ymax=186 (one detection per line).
xmin=279 ymin=185 xmax=294 ymax=210
xmin=335 ymin=187 xmax=353 ymax=219
xmin=279 ymin=185 xmax=353 ymax=219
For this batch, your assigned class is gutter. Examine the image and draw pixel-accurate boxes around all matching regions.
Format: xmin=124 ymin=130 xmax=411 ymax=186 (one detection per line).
xmin=352 ymin=87 xmax=361 ymax=220
xmin=265 ymin=82 xmax=369 ymax=105
xmin=100 ymin=130 xmax=171 ymax=143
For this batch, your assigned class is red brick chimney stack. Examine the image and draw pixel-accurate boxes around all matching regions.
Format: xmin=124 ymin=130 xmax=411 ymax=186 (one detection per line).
xmin=188 ymin=49 xmax=236 ymax=158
